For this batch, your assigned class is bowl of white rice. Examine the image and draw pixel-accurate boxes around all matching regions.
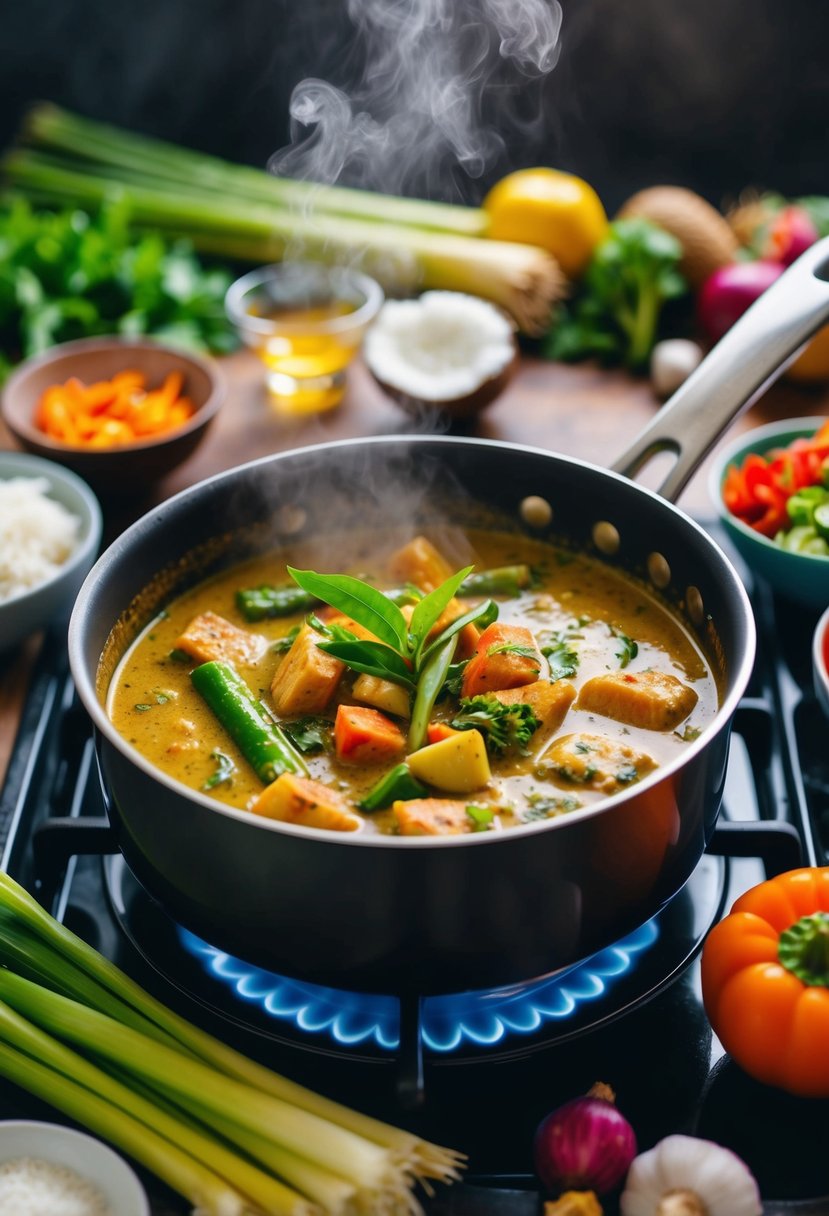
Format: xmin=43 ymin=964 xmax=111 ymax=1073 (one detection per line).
xmin=0 ymin=452 xmax=102 ymax=654
xmin=0 ymin=1121 xmax=149 ymax=1215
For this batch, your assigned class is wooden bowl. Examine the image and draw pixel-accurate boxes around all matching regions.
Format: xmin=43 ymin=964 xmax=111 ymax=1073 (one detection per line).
xmin=1 ymin=337 xmax=224 ymax=497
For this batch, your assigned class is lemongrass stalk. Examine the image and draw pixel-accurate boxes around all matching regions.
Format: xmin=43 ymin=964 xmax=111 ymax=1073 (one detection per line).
xmin=24 ymin=102 xmax=488 ymax=237
xmin=1 ymin=151 xmax=562 ymax=333
xmin=0 ymin=970 xmax=394 ymax=1193
xmin=0 ymin=1042 xmax=269 ymax=1216
xmin=118 ymin=1067 xmax=360 ymax=1216
xmin=0 ymin=874 xmax=463 ymax=1181
xmin=0 ymin=996 xmax=314 ymax=1216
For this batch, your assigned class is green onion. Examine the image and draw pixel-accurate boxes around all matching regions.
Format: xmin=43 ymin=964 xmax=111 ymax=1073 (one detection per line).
xmin=6 ymin=104 xmax=565 ymax=335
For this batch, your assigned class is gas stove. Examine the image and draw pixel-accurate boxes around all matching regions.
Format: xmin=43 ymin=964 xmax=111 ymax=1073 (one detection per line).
xmin=2 ymin=525 xmax=828 ymax=1215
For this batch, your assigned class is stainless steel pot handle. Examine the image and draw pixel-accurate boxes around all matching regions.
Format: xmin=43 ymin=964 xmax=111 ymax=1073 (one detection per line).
xmin=612 ymin=235 xmax=829 ymax=503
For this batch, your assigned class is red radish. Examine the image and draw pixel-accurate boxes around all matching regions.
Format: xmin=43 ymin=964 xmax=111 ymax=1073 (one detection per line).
xmin=764 ymin=205 xmax=818 ymax=266
xmin=697 ymin=260 xmax=784 ymax=344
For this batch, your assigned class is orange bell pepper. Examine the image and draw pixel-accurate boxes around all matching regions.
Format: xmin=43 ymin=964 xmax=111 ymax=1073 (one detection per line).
xmin=701 ymin=867 xmax=829 ymax=1097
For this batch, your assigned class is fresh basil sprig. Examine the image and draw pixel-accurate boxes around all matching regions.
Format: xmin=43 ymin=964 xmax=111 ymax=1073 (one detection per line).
xmin=288 ymin=564 xmax=499 ymax=749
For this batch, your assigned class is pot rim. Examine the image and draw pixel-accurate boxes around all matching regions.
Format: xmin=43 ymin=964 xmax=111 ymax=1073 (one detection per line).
xmin=70 ymin=433 xmax=757 ymax=850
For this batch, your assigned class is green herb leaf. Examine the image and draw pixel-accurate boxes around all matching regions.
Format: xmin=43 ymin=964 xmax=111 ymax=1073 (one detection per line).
xmin=523 ymin=792 xmax=582 ymax=820
xmin=542 ymin=640 xmax=579 ymax=681
xmin=282 ymin=716 xmax=332 ymax=754
xmin=466 ymin=805 xmax=495 ymax=832
xmin=420 ymin=598 xmax=498 ymax=664
xmin=133 ymin=703 xmax=151 ymax=713
xmin=409 ymin=634 xmax=458 ymax=752
xmin=202 ymin=749 xmax=236 ymax=790
xmin=408 ymin=565 xmax=473 ymax=663
xmin=613 ymin=631 xmax=638 ymax=668
xmin=317 ymin=640 xmax=416 ymax=688
xmin=288 ymin=568 xmax=409 ymax=652
xmin=486 ymin=641 xmax=542 ymax=663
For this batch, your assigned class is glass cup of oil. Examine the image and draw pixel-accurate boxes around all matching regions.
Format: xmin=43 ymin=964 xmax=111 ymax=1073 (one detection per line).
xmin=226 ymin=262 xmax=384 ymax=416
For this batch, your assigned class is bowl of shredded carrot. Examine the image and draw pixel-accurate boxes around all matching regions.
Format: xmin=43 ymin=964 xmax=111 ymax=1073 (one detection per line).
xmin=1 ymin=337 xmax=224 ymax=496
xmin=709 ymin=415 xmax=829 ymax=610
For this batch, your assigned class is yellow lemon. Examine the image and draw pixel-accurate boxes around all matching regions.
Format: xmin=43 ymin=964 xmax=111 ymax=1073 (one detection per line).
xmin=483 ymin=167 xmax=608 ymax=279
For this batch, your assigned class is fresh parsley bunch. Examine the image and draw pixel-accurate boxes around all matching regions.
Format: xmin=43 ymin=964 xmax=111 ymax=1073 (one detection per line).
xmin=0 ymin=196 xmax=238 ymax=379
xmin=545 ymin=218 xmax=688 ymax=369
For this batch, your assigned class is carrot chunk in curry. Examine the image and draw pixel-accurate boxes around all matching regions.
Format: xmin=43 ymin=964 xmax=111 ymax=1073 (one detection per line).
xmin=461 ymin=622 xmax=544 ymax=698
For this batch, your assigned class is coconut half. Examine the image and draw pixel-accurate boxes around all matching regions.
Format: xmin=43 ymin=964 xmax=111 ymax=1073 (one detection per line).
xmin=364 ymin=291 xmax=518 ymax=420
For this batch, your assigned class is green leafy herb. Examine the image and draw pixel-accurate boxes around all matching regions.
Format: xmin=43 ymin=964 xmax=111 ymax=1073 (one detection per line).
xmin=574 ymin=740 xmax=592 ymax=754
xmin=486 ymin=641 xmax=542 ymax=663
xmin=523 ymin=792 xmax=582 ymax=820
xmin=288 ymin=565 xmax=499 ymax=751
xmin=615 ymin=765 xmax=639 ymax=784
xmin=612 ymin=630 xmax=639 ymax=668
xmin=133 ymin=703 xmax=151 ymax=713
xmin=442 ymin=661 xmax=468 ymax=699
xmin=281 ymin=716 xmax=332 ymax=755
xmin=674 ymin=724 xmax=701 ymax=742
xmin=153 ymin=689 xmax=174 ymax=705
xmin=271 ymin=625 xmax=300 ymax=655
xmin=202 ymin=750 xmax=236 ymax=790
xmin=168 ymin=648 xmax=192 ymax=664
xmin=0 ymin=196 xmax=237 ymax=375
xmin=544 ymin=218 xmax=688 ymax=369
xmin=465 ymin=805 xmax=495 ymax=832
xmin=451 ymin=696 xmax=540 ymax=755
xmin=541 ymin=640 xmax=579 ymax=681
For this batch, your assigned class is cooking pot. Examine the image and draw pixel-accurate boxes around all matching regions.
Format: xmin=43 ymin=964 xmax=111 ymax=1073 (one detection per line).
xmin=69 ymin=239 xmax=829 ymax=994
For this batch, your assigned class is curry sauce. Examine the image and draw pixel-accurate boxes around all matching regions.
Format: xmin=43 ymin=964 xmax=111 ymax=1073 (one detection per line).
xmin=107 ymin=529 xmax=719 ymax=835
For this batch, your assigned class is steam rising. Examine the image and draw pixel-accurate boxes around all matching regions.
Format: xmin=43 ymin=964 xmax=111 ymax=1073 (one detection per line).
xmin=269 ymin=0 xmax=563 ymax=201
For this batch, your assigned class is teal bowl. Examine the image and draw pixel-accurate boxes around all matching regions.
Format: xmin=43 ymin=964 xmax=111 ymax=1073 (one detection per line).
xmin=709 ymin=416 xmax=829 ymax=611
xmin=0 ymin=451 xmax=102 ymax=653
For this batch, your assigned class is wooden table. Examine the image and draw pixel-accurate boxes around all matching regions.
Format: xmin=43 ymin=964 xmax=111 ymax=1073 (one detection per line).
xmin=1 ymin=347 xmax=827 ymax=789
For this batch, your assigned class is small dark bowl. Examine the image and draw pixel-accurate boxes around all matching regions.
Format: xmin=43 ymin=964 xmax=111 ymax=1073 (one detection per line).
xmin=1 ymin=337 xmax=224 ymax=496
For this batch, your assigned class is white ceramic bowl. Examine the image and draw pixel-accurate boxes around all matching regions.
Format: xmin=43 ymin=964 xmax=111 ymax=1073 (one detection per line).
xmin=813 ymin=604 xmax=829 ymax=721
xmin=0 ymin=1120 xmax=149 ymax=1214
xmin=0 ymin=451 xmax=102 ymax=654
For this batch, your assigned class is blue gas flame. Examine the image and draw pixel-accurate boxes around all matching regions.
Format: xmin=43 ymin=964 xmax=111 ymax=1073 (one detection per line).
xmin=178 ymin=919 xmax=659 ymax=1052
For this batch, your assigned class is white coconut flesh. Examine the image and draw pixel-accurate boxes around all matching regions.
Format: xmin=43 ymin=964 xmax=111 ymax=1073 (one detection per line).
xmin=364 ymin=291 xmax=515 ymax=403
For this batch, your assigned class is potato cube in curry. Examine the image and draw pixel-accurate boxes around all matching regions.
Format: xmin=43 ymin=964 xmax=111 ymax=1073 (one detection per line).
xmin=394 ymin=798 xmax=476 ymax=835
xmin=175 ymin=611 xmax=267 ymax=668
xmin=352 ymin=674 xmax=411 ymax=719
xmin=407 ymin=729 xmax=491 ymax=793
xmin=270 ymin=622 xmax=344 ymax=715
xmin=251 ymin=773 xmax=362 ymax=832
xmin=576 ymin=671 xmax=698 ymax=732
xmin=541 ymin=732 xmax=656 ymax=795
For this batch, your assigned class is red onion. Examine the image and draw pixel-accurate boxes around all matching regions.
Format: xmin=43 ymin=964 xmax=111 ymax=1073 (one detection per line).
xmin=533 ymin=1082 xmax=637 ymax=1196
xmin=697 ymin=260 xmax=784 ymax=344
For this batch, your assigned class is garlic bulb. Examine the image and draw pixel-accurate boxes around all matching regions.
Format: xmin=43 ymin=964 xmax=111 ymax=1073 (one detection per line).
xmin=650 ymin=339 xmax=703 ymax=399
xmin=619 ymin=1135 xmax=761 ymax=1216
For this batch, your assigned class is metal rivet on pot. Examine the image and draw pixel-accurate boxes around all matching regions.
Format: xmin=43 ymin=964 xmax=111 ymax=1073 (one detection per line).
xmin=520 ymin=495 xmax=553 ymax=528
xmin=647 ymin=551 xmax=671 ymax=589
xmin=686 ymin=585 xmax=705 ymax=626
xmin=592 ymin=521 xmax=620 ymax=555
xmin=275 ymin=504 xmax=307 ymax=534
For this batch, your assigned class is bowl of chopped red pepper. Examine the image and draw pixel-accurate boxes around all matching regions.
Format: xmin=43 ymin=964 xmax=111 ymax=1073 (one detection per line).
xmin=709 ymin=416 xmax=829 ymax=609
